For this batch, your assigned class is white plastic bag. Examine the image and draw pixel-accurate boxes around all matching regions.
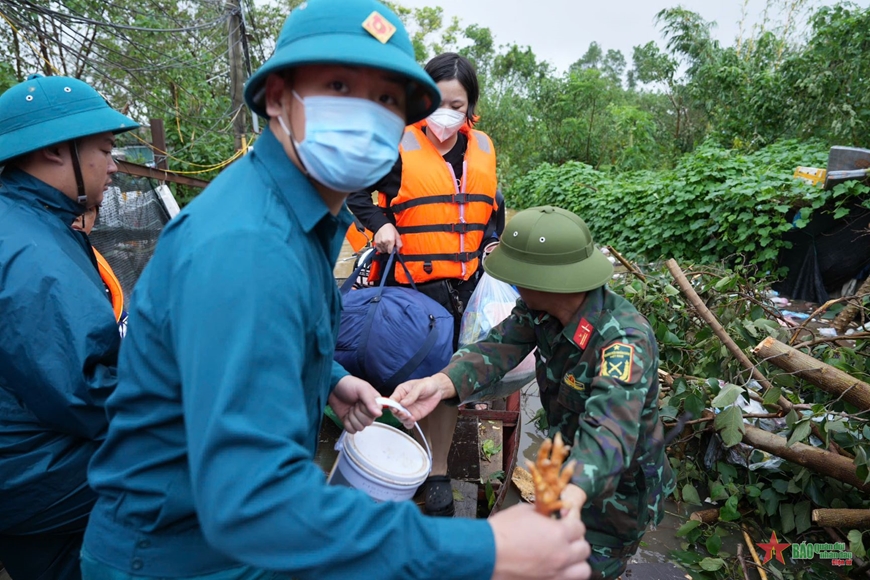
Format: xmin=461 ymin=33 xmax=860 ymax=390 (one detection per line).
xmin=459 ymin=273 xmax=536 ymax=385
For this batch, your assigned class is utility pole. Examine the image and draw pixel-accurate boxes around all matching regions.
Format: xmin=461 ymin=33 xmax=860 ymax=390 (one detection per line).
xmin=227 ymin=0 xmax=247 ymax=152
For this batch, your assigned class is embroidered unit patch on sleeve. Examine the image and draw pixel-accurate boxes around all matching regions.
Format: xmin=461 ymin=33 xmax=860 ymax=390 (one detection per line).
xmin=601 ymin=343 xmax=634 ymax=382
xmin=362 ymin=11 xmax=396 ymax=44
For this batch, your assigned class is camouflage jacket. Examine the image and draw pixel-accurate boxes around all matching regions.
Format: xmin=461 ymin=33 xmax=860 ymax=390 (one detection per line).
xmin=443 ymin=285 xmax=675 ymax=545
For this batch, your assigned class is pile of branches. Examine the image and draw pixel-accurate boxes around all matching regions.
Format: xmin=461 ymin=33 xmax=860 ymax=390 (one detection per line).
xmin=606 ymin=249 xmax=870 ymax=580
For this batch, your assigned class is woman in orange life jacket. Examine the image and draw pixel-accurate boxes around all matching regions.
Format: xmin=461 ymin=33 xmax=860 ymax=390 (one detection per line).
xmin=72 ymin=206 xmax=127 ymax=337
xmin=347 ymin=52 xmax=505 ymax=518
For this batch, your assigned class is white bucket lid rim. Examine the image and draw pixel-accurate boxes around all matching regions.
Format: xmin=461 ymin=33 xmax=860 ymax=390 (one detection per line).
xmin=344 ymin=423 xmax=431 ymax=485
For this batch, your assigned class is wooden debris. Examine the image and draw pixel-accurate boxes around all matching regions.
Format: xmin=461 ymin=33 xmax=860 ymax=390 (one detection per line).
xmin=833 ymin=277 xmax=870 ymax=334
xmin=753 ymin=337 xmax=870 ymax=411
xmin=689 ymin=508 xmax=721 ymax=524
xmin=813 ymin=509 xmax=870 ymax=529
xmin=511 ymin=465 xmax=536 ymax=504
xmin=743 ymin=424 xmax=870 ymax=492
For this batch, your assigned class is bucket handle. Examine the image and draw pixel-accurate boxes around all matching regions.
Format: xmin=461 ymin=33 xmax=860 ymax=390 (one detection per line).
xmin=334 ymin=397 xmax=433 ymax=472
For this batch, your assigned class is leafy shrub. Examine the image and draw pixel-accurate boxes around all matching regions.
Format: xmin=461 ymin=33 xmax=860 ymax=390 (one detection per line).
xmin=506 ymin=140 xmax=869 ymax=277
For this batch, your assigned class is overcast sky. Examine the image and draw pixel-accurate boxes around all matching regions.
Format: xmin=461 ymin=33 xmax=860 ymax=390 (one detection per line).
xmin=397 ymin=0 xmax=870 ymax=73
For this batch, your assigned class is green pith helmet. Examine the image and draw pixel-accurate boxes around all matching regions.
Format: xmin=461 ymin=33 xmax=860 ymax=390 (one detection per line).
xmin=0 ymin=74 xmax=138 ymax=165
xmin=244 ymin=0 xmax=441 ymax=124
xmin=484 ymin=206 xmax=614 ymax=293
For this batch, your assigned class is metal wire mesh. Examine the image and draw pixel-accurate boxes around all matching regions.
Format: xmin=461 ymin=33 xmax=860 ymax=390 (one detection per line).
xmin=89 ymin=172 xmax=171 ymax=308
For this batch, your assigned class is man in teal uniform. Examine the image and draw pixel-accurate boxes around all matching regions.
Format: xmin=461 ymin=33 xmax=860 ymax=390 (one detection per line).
xmin=393 ymin=206 xmax=675 ymax=580
xmin=81 ymin=2 xmax=592 ymax=580
xmin=0 ymin=74 xmax=137 ymax=580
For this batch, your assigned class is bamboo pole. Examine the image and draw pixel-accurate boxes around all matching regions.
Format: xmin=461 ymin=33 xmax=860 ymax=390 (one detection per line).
xmin=742 ymin=526 xmax=769 ymax=580
xmin=833 ymin=277 xmax=870 ymax=334
xmin=753 ymin=337 xmax=870 ymax=411
xmin=814 ymin=510 xmax=870 ymax=529
xmin=743 ymin=424 xmax=870 ymax=492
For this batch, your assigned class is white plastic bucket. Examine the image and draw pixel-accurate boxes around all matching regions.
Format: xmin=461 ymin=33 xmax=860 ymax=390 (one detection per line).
xmin=327 ymin=398 xmax=432 ymax=502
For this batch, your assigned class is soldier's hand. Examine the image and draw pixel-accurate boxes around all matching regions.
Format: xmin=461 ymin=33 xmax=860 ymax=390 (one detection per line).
xmin=489 ymin=503 xmax=591 ymax=580
xmin=389 ymin=374 xmax=455 ymax=428
xmin=560 ymin=484 xmax=587 ymax=518
xmin=374 ymin=223 xmax=402 ymax=254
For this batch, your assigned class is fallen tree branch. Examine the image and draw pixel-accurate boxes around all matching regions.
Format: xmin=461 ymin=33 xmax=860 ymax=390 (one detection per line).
xmin=606 ymin=245 xmax=646 ymax=282
xmin=743 ymin=424 xmax=870 ymax=492
xmin=753 ymin=337 xmax=870 ymax=411
xmin=794 ymin=332 xmax=870 ymax=350
xmin=737 ymin=544 xmax=751 ymax=580
xmin=814 ymin=510 xmax=870 ymax=529
xmin=788 ymin=298 xmax=842 ymax=345
xmin=833 ymin=279 xmax=870 ymax=334
xmin=666 ymin=259 xmax=784 ymax=403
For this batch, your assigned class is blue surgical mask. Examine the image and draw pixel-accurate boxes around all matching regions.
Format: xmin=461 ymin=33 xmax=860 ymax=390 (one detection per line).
xmin=278 ymin=92 xmax=405 ymax=193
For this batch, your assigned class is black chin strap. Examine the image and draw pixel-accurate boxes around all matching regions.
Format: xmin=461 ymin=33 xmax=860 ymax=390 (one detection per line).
xmin=69 ymin=140 xmax=86 ymax=205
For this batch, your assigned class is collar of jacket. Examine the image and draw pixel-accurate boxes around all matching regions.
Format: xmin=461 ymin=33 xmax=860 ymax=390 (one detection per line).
xmin=249 ymin=127 xmax=352 ymax=234
xmin=562 ymin=285 xmax=607 ymax=348
xmin=0 ymin=167 xmax=82 ymax=224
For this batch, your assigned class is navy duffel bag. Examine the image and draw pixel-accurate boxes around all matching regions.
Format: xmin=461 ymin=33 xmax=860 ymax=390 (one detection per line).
xmin=335 ymin=250 xmax=454 ymax=396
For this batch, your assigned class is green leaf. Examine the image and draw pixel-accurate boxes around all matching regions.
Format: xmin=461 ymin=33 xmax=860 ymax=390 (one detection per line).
xmin=705 ymin=534 xmax=722 ymax=556
xmin=699 ymin=557 xmax=725 ymax=571
xmin=787 ymin=420 xmax=812 ymax=447
xmin=682 ymin=484 xmax=702 ymax=506
xmin=713 ymin=276 xmax=732 ymax=291
xmin=762 ymin=387 xmax=782 ymax=406
xmin=711 ymin=383 xmax=743 ymax=408
xmin=834 ymin=207 xmax=850 ymax=219
xmin=676 ymin=520 xmax=702 ymax=537
xmin=714 ymin=406 xmax=746 ymax=447
xmin=720 ymin=495 xmax=741 ymax=522
xmin=849 ymin=529 xmax=866 ymax=559
xmin=664 ymin=284 xmax=680 ymax=296
xmin=780 ymin=503 xmax=795 ymax=534
xmin=795 ymin=500 xmax=812 ymax=534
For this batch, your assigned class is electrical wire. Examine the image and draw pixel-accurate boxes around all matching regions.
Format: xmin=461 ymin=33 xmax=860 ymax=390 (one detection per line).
xmin=20 ymin=1 xmax=230 ymax=33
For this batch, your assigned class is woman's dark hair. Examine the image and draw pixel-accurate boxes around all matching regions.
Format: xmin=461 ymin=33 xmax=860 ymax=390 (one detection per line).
xmin=424 ymin=52 xmax=479 ymax=122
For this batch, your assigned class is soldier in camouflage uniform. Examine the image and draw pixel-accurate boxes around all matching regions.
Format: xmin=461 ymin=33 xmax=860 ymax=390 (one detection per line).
xmin=392 ymin=206 xmax=675 ymax=580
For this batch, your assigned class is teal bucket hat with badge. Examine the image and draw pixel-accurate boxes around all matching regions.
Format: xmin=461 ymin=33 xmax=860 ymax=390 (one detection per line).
xmin=244 ymin=0 xmax=440 ymax=124
xmin=0 ymin=74 xmax=138 ymax=165
xmin=484 ymin=206 xmax=614 ymax=293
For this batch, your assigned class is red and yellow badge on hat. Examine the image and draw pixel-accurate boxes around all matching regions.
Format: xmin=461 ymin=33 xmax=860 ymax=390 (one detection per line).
xmin=362 ymin=11 xmax=396 ymax=44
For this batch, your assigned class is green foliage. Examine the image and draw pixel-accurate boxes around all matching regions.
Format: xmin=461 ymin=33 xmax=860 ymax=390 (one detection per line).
xmin=480 ymin=438 xmax=502 ymax=462
xmin=507 ymin=139 xmax=866 ymax=274
xmin=608 ymin=264 xmax=870 ymax=579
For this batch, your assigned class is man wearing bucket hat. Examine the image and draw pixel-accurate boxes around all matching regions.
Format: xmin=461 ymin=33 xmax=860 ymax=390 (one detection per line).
xmin=0 ymin=74 xmax=137 ymax=580
xmin=392 ymin=206 xmax=676 ymax=580
xmin=81 ymin=2 xmax=592 ymax=580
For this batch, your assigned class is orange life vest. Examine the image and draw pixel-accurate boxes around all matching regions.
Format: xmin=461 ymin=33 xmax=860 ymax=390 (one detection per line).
xmin=370 ymin=122 xmax=497 ymax=285
xmin=94 ymin=248 xmax=124 ymax=322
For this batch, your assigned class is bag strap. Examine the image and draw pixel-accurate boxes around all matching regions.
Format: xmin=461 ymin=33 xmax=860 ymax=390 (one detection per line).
xmin=354 ymin=251 xmax=397 ymax=372
xmin=340 ymin=248 xmax=418 ymax=293
xmin=382 ymin=314 xmax=439 ymax=389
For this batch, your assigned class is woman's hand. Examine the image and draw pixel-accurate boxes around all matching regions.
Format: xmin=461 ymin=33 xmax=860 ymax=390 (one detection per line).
xmin=373 ymin=223 xmax=402 ymax=254
xmin=328 ymin=375 xmax=382 ymax=433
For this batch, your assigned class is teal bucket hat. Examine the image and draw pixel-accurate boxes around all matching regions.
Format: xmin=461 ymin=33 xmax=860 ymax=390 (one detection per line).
xmin=484 ymin=206 xmax=615 ymax=293
xmin=0 ymin=75 xmax=138 ymax=165
xmin=244 ymin=0 xmax=440 ymax=124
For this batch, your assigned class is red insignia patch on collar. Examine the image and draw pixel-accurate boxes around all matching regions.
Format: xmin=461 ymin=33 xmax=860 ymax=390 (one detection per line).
xmin=573 ymin=318 xmax=593 ymax=349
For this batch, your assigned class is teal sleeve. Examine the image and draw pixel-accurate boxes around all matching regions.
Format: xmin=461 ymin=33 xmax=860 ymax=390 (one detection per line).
xmin=175 ymin=232 xmax=496 ymax=579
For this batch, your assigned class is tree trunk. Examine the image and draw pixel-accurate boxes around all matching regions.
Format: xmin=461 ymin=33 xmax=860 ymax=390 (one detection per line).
xmin=690 ymin=508 xmax=721 ymax=524
xmin=833 ymin=277 xmax=870 ymax=334
xmin=753 ymin=337 xmax=870 ymax=411
xmin=742 ymin=424 xmax=870 ymax=492
xmin=814 ymin=509 xmax=870 ymax=529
